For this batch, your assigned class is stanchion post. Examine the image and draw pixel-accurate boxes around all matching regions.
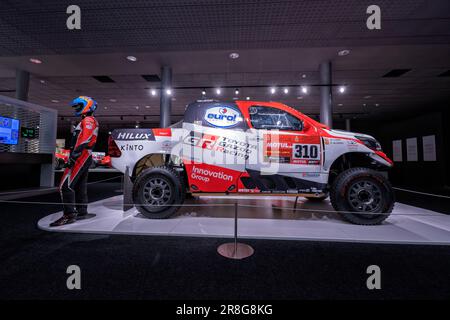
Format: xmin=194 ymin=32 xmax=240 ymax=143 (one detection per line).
xmin=122 ymin=166 xmax=134 ymax=212
xmin=217 ymin=202 xmax=254 ymax=260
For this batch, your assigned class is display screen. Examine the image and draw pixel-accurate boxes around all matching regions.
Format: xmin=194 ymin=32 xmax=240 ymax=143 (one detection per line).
xmin=21 ymin=127 xmax=37 ymax=139
xmin=0 ymin=116 xmax=20 ymax=145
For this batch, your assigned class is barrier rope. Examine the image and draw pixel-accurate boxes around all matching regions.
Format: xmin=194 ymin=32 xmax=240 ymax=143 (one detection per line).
xmin=393 ymin=187 xmax=450 ymax=199
xmin=0 ymin=175 xmax=122 ymax=196
xmin=0 ymin=177 xmax=448 ymax=217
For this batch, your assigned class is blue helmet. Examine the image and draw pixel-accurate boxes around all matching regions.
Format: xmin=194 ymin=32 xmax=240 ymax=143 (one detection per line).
xmin=71 ymin=96 xmax=97 ymax=116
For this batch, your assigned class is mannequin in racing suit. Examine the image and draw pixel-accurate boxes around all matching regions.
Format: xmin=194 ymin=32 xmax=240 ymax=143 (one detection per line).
xmin=50 ymin=97 xmax=99 ymax=227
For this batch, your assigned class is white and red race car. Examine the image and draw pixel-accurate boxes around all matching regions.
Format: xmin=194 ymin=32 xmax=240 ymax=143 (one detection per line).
xmin=109 ymin=100 xmax=394 ymax=225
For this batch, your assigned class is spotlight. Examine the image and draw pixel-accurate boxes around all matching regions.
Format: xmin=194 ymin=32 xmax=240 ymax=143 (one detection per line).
xmin=126 ymin=56 xmax=137 ymax=62
xmin=339 ymin=86 xmax=346 ymax=94
xmin=338 ymin=50 xmax=350 ymax=56
xmin=29 ymin=58 xmax=42 ymax=64
xmin=229 ymin=52 xmax=239 ymax=59
xmin=150 ymin=89 xmax=157 ymax=96
xmin=216 ymin=88 xmax=221 ymax=95
xmin=166 ymin=89 xmax=172 ymax=95
xmin=283 ymin=88 xmax=289 ymax=94
xmin=51 ymin=100 xmax=59 ymax=103
xmin=109 ymin=98 xmax=117 ymax=102
xmin=246 ymin=97 xmax=250 ymax=100
xmin=270 ymin=87 xmax=276 ymax=94
xmin=201 ymin=89 xmax=206 ymax=96
xmin=301 ymin=86 xmax=308 ymax=94
xmin=234 ymin=88 xmax=239 ymax=95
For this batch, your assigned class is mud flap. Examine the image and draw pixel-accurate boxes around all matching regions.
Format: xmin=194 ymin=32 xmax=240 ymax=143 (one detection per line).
xmin=123 ymin=166 xmax=134 ymax=212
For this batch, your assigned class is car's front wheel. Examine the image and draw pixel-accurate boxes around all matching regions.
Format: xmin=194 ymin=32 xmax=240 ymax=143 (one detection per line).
xmin=132 ymin=166 xmax=185 ymax=219
xmin=330 ymin=167 xmax=394 ymax=225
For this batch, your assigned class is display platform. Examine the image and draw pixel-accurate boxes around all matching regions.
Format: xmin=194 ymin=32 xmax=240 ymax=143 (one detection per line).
xmin=38 ymin=195 xmax=450 ymax=245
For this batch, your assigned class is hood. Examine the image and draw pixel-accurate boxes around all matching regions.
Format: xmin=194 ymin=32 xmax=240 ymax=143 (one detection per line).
xmin=326 ymin=129 xmax=375 ymax=140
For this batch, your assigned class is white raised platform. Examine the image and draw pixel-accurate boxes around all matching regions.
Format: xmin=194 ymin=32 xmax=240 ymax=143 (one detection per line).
xmin=38 ymin=195 xmax=450 ymax=245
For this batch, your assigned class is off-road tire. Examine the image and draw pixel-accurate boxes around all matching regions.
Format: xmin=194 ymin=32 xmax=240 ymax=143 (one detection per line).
xmin=330 ymin=167 xmax=394 ymax=225
xmin=132 ymin=166 xmax=186 ymax=219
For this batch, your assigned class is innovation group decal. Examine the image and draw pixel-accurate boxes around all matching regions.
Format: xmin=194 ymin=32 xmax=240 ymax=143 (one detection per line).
xmin=203 ymin=106 xmax=243 ymax=128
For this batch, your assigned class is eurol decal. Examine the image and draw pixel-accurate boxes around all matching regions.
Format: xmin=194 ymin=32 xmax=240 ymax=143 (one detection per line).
xmin=204 ymin=106 xmax=242 ymax=128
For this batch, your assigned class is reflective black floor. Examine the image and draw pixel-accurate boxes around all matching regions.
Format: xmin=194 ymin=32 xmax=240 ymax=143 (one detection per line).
xmin=0 ymin=182 xmax=449 ymax=299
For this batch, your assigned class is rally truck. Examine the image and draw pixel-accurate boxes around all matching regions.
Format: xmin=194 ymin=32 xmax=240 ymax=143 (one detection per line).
xmin=108 ymin=100 xmax=394 ymax=225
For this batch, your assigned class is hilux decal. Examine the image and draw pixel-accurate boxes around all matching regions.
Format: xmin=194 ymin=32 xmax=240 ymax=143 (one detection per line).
xmin=112 ymin=128 xmax=154 ymax=141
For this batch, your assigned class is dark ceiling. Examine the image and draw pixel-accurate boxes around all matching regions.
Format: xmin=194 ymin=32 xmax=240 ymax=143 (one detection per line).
xmin=0 ymin=0 xmax=449 ymax=128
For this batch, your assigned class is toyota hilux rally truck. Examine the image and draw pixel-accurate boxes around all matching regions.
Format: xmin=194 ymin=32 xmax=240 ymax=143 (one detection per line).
xmin=108 ymin=100 xmax=394 ymax=225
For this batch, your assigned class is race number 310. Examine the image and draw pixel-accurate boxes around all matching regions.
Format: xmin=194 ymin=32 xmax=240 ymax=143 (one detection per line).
xmin=292 ymin=144 xmax=319 ymax=159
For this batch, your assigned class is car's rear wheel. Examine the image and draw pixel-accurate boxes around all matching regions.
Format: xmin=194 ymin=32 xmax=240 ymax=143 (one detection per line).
xmin=132 ymin=166 xmax=185 ymax=219
xmin=330 ymin=167 xmax=394 ymax=225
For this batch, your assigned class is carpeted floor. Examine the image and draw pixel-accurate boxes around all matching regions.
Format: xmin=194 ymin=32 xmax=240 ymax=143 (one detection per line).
xmin=0 ymin=182 xmax=449 ymax=300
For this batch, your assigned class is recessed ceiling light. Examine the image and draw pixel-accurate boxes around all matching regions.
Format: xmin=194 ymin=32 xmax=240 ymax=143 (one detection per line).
xmin=229 ymin=52 xmax=239 ymax=59
xmin=216 ymin=88 xmax=221 ymax=95
xmin=283 ymin=88 xmax=289 ymax=94
xmin=270 ymin=87 xmax=276 ymax=94
xmin=363 ymin=103 xmax=367 ymax=107
xmin=201 ymin=89 xmax=206 ymax=96
xmin=104 ymin=106 xmax=108 ymax=110
xmin=375 ymin=103 xmax=380 ymax=107
xmin=338 ymin=49 xmax=350 ymax=56
xmin=234 ymin=88 xmax=239 ymax=95
xmin=51 ymin=99 xmax=59 ymax=103
xmin=165 ymin=89 xmax=172 ymax=95
xmin=339 ymin=86 xmax=346 ymax=94
xmin=30 ymin=58 xmax=42 ymax=64
xmin=364 ymin=95 xmax=372 ymax=99
xmin=145 ymin=105 xmax=151 ymax=109
xmin=109 ymin=99 xmax=117 ymax=102
xmin=338 ymin=103 xmax=343 ymax=107
xmin=135 ymin=106 xmax=139 ymax=109
xmin=126 ymin=56 xmax=137 ymax=62
xmin=40 ymin=79 xmax=45 ymax=84
xmin=151 ymin=89 xmax=157 ymax=96
xmin=301 ymin=86 xmax=308 ymax=94
xmin=301 ymin=74 xmax=307 ymax=78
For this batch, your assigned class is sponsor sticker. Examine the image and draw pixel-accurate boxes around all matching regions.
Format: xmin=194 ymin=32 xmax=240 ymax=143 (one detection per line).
xmin=203 ymin=106 xmax=243 ymax=128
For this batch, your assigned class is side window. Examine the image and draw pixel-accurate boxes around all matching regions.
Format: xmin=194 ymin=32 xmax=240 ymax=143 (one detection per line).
xmin=249 ymin=106 xmax=303 ymax=131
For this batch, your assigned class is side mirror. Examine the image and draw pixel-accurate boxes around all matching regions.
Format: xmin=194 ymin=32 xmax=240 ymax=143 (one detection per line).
xmin=302 ymin=121 xmax=310 ymax=131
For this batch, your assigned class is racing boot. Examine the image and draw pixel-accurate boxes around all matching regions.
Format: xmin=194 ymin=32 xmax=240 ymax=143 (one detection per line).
xmin=49 ymin=213 xmax=77 ymax=227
